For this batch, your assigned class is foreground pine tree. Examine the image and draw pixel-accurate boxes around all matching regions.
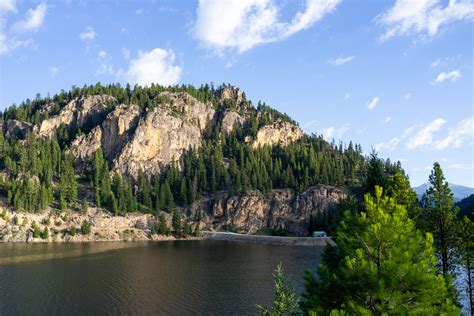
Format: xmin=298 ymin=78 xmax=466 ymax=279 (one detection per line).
xmin=299 ymin=186 xmax=459 ymax=315
xmin=256 ymin=263 xmax=299 ymax=316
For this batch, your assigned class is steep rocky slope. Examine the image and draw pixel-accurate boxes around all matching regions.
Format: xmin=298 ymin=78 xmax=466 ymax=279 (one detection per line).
xmin=0 ymin=185 xmax=345 ymax=241
xmin=0 ymin=84 xmax=362 ymax=240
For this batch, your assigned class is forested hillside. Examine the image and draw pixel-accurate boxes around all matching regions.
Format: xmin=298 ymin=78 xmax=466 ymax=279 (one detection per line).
xmin=0 ymin=83 xmax=404 ymax=234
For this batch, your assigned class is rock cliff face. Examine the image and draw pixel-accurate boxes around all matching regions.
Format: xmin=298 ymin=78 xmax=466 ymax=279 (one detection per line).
xmin=0 ymin=184 xmax=346 ymax=242
xmin=112 ymin=92 xmax=215 ymax=178
xmin=2 ymin=120 xmax=33 ymax=139
xmin=71 ymin=103 xmax=141 ymax=162
xmin=34 ymin=95 xmax=115 ymax=137
xmin=70 ymin=92 xmax=215 ymax=178
xmin=187 ymin=185 xmax=347 ymax=236
xmin=252 ymin=119 xmax=303 ymax=148
xmin=18 ymin=86 xmax=302 ymax=180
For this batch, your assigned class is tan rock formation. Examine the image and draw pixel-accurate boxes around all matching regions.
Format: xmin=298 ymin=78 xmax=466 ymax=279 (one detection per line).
xmin=220 ymin=111 xmax=245 ymax=134
xmin=111 ymin=92 xmax=215 ymax=178
xmin=35 ymin=95 xmax=115 ymax=137
xmin=186 ymin=185 xmax=347 ymax=236
xmin=252 ymin=119 xmax=302 ymax=148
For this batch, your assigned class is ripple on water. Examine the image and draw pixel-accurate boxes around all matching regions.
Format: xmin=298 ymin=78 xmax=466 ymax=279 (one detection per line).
xmin=0 ymin=241 xmax=323 ymax=315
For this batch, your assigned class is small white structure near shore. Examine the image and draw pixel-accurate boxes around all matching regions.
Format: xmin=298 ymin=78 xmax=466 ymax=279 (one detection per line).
xmin=312 ymin=231 xmax=327 ymax=237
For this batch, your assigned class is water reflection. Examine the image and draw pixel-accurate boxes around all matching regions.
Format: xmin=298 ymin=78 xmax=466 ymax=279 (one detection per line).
xmin=0 ymin=241 xmax=323 ymax=315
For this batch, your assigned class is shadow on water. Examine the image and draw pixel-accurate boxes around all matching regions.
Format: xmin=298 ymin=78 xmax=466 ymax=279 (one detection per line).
xmin=0 ymin=241 xmax=323 ymax=315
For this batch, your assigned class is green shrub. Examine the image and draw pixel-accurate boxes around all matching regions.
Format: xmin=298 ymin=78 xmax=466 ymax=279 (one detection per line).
xmin=69 ymin=226 xmax=77 ymax=236
xmin=31 ymin=221 xmax=41 ymax=238
xmin=41 ymin=227 xmax=49 ymax=239
xmin=81 ymin=220 xmax=91 ymax=235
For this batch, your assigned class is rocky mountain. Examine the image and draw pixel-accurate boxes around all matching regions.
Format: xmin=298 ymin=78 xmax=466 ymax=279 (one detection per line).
xmin=413 ymin=183 xmax=474 ymax=202
xmin=0 ymin=83 xmax=389 ymax=240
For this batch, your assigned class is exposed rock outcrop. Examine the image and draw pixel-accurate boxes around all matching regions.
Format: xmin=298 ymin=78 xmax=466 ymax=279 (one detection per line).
xmin=34 ymin=95 xmax=115 ymax=137
xmin=0 ymin=185 xmax=346 ymax=242
xmin=70 ymin=103 xmax=141 ymax=161
xmin=220 ymin=111 xmax=245 ymax=134
xmin=112 ymin=92 xmax=215 ymax=178
xmin=252 ymin=119 xmax=302 ymax=148
xmin=186 ymin=185 xmax=347 ymax=236
xmin=2 ymin=120 xmax=33 ymax=139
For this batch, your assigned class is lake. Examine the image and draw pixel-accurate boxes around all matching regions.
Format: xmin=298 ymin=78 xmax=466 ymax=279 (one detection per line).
xmin=0 ymin=241 xmax=323 ymax=315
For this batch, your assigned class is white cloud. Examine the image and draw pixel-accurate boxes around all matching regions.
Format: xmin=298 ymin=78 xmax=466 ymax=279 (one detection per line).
xmin=432 ymin=69 xmax=461 ymax=84
xmin=328 ymin=55 xmax=354 ymax=66
xmin=384 ymin=116 xmax=392 ymax=123
xmin=79 ymin=26 xmax=96 ymax=41
xmin=406 ymin=118 xmax=446 ymax=149
xmin=319 ymin=124 xmax=349 ymax=141
xmin=48 ymin=66 xmax=58 ymax=77
xmin=0 ymin=2 xmax=43 ymax=55
xmin=404 ymin=92 xmax=411 ymax=100
xmin=377 ymin=0 xmax=474 ymax=41
xmin=0 ymin=0 xmax=16 ymax=13
xmin=0 ymin=34 xmax=32 ymax=54
xmin=344 ymin=92 xmax=350 ymax=100
xmin=434 ymin=116 xmax=474 ymax=149
xmin=121 ymin=47 xmax=130 ymax=59
xmin=375 ymin=117 xmax=473 ymax=152
xmin=194 ymin=0 xmax=341 ymax=53
xmin=12 ymin=3 xmax=47 ymax=33
xmin=98 ymin=50 xmax=107 ymax=58
xmin=375 ymin=137 xmax=400 ymax=151
xmin=126 ymin=48 xmax=182 ymax=86
xmin=367 ymin=96 xmax=380 ymax=110
xmin=135 ymin=8 xmax=144 ymax=15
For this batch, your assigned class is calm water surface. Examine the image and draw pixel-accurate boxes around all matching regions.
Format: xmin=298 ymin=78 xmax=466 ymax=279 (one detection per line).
xmin=0 ymin=241 xmax=323 ymax=315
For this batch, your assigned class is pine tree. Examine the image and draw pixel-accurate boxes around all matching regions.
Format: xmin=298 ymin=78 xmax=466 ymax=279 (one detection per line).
xmin=421 ymin=162 xmax=458 ymax=277
xmin=256 ymin=264 xmax=298 ymax=316
xmin=178 ymin=177 xmax=188 ymax=206
xmin=300 ymin=186 xmax=459 ymax=315
xmin=172 ymin=209 xmax=181 ymax=236
xmin=160 ymin=180 xmax=174 ymax=212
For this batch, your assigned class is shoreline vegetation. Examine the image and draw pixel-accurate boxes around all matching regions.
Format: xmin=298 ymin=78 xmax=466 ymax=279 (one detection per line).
xmin=0 ymin=207 xmax=333 ymax=246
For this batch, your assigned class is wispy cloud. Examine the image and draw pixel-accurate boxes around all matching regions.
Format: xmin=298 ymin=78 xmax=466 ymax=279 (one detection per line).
xmin=0 ymin=2 xmax=46 ymax=55
xmin=434 ymin=116 xmax=473 ymax=149
xmin=406 ymin=118 xmax=446 ymax=149
xmin=328 ymin=55 xmax=354 ymax=66
xmin=384 ymin=116 xmax=392 ymax=123
xmin=367 ymin=96 xmax=380 ymax=110
xmin=432 ymin=69 xmax=461 ymax=84
xmin=12 ymin=3 xmax=47 ymax=33
xmin=98 ymin=50 xmax=107 ymax=58
xmin=121 ymin=47 xmax=130 ymax=59
xmin=194 ymin=0 xmax=341 ymax=53
xmin=303 ymin=119 xmax=318 ymax=129
xmin=319 ymin=124 xmax=349 ymax=141
xmin=375 ymin=117 xmax=472 ymax=152
xmin=431 ymin=59 xmax=441 ymax=68
xmin=375 ymin=137 xmax=400 ymax=151
xmin=48 ymin=66 xmax=59 ymax=77
xmin=79 ymin=26 xmax=97 ymax=41
xmin=376 ymin=0 xmax=474 ymax=41
xmin=0 ymin=0 xmax=17 ymax=13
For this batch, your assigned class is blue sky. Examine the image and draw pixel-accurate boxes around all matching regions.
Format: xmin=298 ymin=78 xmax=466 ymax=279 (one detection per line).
xmin=0 ymin=0 xmax=473 ymax=187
